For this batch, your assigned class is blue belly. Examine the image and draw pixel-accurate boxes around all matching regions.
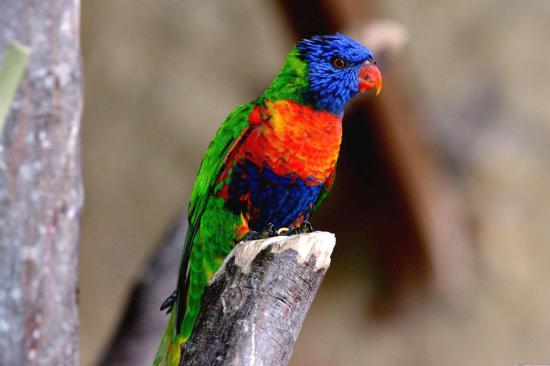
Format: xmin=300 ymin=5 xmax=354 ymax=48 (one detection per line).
xmin=226 ymin=159 xmax=324 ymax=231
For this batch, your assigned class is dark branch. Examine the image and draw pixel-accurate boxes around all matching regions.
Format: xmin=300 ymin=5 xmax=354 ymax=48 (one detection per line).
xmin=99 ymin=211 xmax=186 ymax=366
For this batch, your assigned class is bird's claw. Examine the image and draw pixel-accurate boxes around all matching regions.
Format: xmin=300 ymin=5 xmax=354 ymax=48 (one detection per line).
xmin=276 ymin=227 xmax=290 ymax=235
xmin=300 ymin=220 xmax=314 ymax=233
xmin=242 ymin=223 xmax=277 ymax=241
xmin=242 ymin=230 xmax=261 ymax=241
xmin=243 ymin=221 xmax=314 ymax=240
xmin=160 ymin=289 xmax=177 ymax=314
xmin=261 ymin=223 xmax=277 ymax=238
xmin=279 ymin=227 xmax=300 ymax=236
xmin=288 ymin=229 xmax=302 ymax=236
xmin=278 ymin=220 xmax=313 ymax=236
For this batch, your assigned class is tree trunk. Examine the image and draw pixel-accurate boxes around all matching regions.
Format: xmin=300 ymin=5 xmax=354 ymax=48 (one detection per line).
xmin=0 ymin=0 xmax=83 ymax=365
xmin=180 ymin=232 xmax=335 ymax=366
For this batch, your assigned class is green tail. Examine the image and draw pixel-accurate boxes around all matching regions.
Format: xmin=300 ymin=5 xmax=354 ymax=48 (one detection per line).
xmin=153 ymin=311 xmax=186 ymax=366
xmin=153 ymin=200 xmax=243 ymax=365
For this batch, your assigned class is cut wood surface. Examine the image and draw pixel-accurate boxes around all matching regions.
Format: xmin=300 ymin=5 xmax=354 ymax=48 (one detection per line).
xmin=180 ymin=231 xmax=335 ymax=366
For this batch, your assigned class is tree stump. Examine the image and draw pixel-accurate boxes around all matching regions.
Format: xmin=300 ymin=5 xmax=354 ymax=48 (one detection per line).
xmin=180 ymin=231 xmax=335 ymax=366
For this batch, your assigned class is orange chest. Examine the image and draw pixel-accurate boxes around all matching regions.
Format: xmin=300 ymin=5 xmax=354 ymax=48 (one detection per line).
xmin=241 ymin=100 xmax=342 ymax=183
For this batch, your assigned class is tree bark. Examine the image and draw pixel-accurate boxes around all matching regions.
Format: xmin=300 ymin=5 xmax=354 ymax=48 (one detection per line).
xmin=180 ymin=232 xmax=335 ymax=366
xmin=0 ymin=1 xmax=83 ymax=365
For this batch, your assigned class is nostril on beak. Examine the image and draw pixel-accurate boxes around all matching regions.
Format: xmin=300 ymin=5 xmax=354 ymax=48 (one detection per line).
xmin=358 ymin=63 xmax=382 ymax=94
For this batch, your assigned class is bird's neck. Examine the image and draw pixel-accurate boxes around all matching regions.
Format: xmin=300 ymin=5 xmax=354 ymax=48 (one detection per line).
xmin=261 ymin=48 xmax=341 ymax=116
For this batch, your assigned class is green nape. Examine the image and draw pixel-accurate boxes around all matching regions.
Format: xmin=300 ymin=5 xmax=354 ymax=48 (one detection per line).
xmin=260 ymin=47 xmax=310 ymax=106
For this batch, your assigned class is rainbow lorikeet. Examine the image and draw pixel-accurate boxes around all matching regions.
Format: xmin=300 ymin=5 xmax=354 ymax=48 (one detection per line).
xmin=154 ymin=33 xmax=382 ymax=365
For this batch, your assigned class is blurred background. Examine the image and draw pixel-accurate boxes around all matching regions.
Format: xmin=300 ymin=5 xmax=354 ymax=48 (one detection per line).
xmin=80 ymin=1 xmax=550 ymax=365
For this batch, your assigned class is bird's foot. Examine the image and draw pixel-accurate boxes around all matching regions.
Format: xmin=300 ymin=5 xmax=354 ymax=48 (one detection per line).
xmin=278 ymin=226 xmax=301 ymax=236
xmin=244 ymin=222 xmax=314 ymax=240
xmin=242 ymin=223 xmax=277 ymax=241
xmin=242 ymin=230 xmax=261 ymax=241
xmin=261 ymin=223 xmax=277 ymax=238
xmin=300 ymin=220 xmax=314 ymax=233
xmin=278 ymin=221 xmax=314 ymax=236
xmin=160 ymin=289 xmax=177 ymax=314
xmin=276 ymin=227 xmax=291 ymax=235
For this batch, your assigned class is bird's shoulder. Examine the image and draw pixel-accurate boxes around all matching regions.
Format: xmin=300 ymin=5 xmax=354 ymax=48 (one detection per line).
xmin=187 ymin=102 xmax=257 ymax=224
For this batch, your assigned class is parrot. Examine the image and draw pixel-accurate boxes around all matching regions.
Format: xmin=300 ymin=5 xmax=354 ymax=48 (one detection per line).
xmin=153 ymin=33 xmax=382 ymax=365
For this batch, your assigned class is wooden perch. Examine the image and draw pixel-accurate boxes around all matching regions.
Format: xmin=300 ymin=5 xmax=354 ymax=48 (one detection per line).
xmin=180 ymin=232 xmax=335 ymax=366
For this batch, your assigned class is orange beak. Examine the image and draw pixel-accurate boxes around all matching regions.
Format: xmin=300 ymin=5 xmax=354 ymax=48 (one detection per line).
xmin=358 ymin=62 xmax=382 ymax=95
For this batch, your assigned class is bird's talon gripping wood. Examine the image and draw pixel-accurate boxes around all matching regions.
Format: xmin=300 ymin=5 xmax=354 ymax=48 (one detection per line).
xmin=300 ymin=220 xmax=314 ymax=233
xmin=276 ymin=227 xmax=290 ymax=235
xmin=154 ymin=33 xmax=382 ymax=366
xmin=260 ymin=222 xmax=277 ymax=238
xmin=241 ymin=230 xmax=261 ymax=241
xmin=160 ymin=290 xmax=178 ymax=314
xmin=280 ymin=227 xmax=301 ymax=236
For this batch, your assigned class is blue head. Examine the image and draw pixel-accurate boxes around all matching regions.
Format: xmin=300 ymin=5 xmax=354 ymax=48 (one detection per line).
xmin=297 ymin=33 xmax=382 ymax=115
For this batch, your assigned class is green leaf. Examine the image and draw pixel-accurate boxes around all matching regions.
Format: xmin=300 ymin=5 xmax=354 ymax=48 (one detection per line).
xmin=0 ymin=42 xmax=30 ymax=132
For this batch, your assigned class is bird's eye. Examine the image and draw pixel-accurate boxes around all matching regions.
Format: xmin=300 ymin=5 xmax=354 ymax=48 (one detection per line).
xmin=331 ymin=57 xmax=347 ymax=69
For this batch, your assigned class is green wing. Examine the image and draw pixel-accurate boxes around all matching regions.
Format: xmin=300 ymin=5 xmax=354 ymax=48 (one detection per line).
xmin=175 ymin=103 xmax=253 ymax=331
xmin=188 ymin=103 xmax=253 ymax=225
